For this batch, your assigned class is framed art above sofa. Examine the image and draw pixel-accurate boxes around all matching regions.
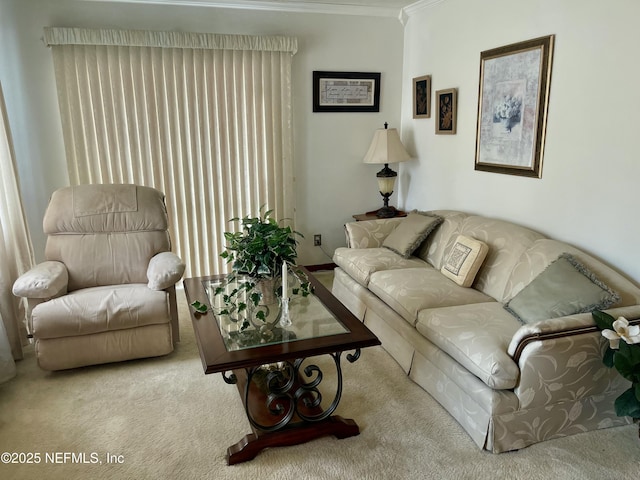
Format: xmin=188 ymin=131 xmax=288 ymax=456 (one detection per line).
xmin=474 ymin=35 xmax=555 ymax=178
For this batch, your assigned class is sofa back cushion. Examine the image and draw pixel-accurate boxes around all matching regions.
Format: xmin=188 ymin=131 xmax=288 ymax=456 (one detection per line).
xmin=455 ymin=216 xmax=546 ymax=301
xmin=414 ymin=210 xmax=470 ymax=268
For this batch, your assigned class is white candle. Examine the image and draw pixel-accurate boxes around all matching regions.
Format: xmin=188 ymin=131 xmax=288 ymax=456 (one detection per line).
xmin=282 ymin=261 xmax=288 ymax=303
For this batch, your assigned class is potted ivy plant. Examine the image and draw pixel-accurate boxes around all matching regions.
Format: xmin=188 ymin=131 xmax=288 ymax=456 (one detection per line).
xmin=221 ymin=207 xmax=300 ymax=281
xmin=192 ymin=207 xmax=311 ymax=332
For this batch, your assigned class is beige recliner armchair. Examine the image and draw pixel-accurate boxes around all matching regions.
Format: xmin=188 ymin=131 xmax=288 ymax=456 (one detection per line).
xmin=13 ymin=184 xmax=185 ymax=371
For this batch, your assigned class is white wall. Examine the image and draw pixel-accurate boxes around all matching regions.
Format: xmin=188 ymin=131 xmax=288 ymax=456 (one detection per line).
xmin=400 ymin=0 xmax=640 ymax=283
xmin=0 ymin=0 xmax=404 ymax=266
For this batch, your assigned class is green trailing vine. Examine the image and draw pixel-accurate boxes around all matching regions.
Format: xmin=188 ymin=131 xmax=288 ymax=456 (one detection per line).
xmin=191 ymin=207 xmax=312 ymax=330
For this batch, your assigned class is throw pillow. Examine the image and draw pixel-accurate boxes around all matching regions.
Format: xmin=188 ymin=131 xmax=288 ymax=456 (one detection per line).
xmin=382 ymin=212 xmax=443 ymax=258
xmin=504 ymin=253 xmax=620 ymax=324
xmin=441 ymin=235 xmax=489 ymax=287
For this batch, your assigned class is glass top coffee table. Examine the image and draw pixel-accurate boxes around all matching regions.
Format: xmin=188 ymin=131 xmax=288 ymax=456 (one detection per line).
xmin=183 ymin=267 xmax=380 ymax=465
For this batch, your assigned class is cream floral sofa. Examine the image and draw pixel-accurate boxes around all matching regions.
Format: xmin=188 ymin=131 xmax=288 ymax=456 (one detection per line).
xmin=332 ymin=210 xmax=640 ymax=452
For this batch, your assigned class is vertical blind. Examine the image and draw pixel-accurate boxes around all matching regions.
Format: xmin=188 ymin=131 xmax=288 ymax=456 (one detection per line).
xmin=44 ymin=28 xmax=297 ymax=277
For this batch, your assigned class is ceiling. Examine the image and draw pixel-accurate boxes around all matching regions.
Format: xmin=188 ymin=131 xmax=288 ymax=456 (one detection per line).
xmin=272 ymin=0 xmax=416 ymax=7
xmin=86 ymin=0 xmax=425 ymax=18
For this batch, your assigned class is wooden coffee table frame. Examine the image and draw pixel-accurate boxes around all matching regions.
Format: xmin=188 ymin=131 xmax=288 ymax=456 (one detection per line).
xmin=183 ymin=267 xmax=380 ymax=465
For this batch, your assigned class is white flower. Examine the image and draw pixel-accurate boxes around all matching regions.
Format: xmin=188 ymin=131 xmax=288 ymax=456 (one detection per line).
xmin=494 ymin=95 xmax=522 ymax=119
xmin=601 ymin=316 xmax=640 ymax=349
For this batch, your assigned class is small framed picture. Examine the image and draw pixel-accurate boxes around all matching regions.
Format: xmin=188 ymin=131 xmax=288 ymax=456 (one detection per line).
xmin=435 ymin=88 xmax=457 ymax=135
xmin=413 ymin=75 xmax=431 ymax=118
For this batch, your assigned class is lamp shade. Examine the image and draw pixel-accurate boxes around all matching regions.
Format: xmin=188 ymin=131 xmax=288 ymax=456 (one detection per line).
xmin=363 ymin=126 xmax=411 ymax=165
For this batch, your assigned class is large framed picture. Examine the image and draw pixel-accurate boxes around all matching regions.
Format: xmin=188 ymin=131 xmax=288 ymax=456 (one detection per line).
xmin=313 ymin=71 xmax=380 ymax=112
xmin=413 ymin=75 xmax=431 ymax=118
xmin=475 ymin=35 xmax=555 ymax=177
xmin=435 ymin=88 xmax=457 ymax=135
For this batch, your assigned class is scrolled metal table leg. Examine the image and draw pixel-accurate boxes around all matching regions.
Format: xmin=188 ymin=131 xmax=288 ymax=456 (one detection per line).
xmin=346 ymin=348 xmax=361 ymax=363
xmin=226 ymin=351 xmax=363 ymax=464
xmin=243 ymin=362 xmax=297 ymax=433
xmin=222 ymin=371 xmax=237 ymax=385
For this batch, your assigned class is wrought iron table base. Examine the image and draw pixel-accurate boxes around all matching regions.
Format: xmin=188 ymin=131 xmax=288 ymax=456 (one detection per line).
xmin=227 ymin=415 xmax=359 ymax=465
xmin=223 ymin=350 xmax=361 ymax=465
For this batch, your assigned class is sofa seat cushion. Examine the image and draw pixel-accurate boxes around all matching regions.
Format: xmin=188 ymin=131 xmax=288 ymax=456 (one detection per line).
xmin=368 ymin=268 xmax=494 ymax=326
xmin=416 ymin=303 xmax=522 ymax=389
xmin=333 ymin=247 xmax=428 ymax=287
xmin=32 ymin=284 xmax=170 ymax=340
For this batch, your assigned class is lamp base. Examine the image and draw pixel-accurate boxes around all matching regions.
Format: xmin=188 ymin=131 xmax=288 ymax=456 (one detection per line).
xmin=373 ymin=206 xmax=400 ymax=218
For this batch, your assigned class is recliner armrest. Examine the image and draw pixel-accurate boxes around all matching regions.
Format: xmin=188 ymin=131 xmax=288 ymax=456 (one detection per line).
xmin=147 ymin=252 xmax=185 ymax=290
xmin=12 ymin=261 xmax=69 ymax=299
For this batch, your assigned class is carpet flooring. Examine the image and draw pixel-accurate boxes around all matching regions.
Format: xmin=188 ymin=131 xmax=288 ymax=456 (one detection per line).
xmin=1 ymin=276 xmax=639 ymax=479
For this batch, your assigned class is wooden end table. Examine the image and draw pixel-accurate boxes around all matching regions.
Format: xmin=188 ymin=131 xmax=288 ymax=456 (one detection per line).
xmin=183 ymin=267 xmax=380 ymax=465
xmin=353 ymin=208 xmax=407 ymax=221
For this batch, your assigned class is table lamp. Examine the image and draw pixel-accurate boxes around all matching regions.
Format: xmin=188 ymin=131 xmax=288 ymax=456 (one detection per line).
xmin=363 ymin=122 xmax=411 ymax=218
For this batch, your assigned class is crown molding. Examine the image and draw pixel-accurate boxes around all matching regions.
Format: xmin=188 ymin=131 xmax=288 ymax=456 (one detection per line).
xmin=400 ymin=0 xmax=448 ymax=25
xmin=78 ymin=0 xmax=406 ymax=18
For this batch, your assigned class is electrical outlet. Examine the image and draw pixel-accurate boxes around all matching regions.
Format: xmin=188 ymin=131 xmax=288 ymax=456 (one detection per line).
xmin=313 ymin=234 xmax=322 ymax=246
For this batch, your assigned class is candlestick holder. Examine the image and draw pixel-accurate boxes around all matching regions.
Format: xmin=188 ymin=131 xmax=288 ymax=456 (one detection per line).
xmin=279 ymin=298 xmax=292 ymax=327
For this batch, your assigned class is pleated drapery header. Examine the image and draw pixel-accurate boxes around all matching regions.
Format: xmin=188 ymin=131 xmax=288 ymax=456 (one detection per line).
xmin=43 ymin=27 xmax=298 ymax=54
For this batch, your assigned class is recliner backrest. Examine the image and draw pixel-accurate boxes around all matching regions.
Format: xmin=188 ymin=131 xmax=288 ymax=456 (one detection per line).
xmin=43 ymin=184 xmax=171 ymax=291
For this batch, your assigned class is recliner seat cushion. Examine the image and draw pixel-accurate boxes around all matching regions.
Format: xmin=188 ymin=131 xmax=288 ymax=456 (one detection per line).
xmin=32 ymin=284 xmax=170 ymax=340
xmin=368 ymin=268 xmax=494 ymax=326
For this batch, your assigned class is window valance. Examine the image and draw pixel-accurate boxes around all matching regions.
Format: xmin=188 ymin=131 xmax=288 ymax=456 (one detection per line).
xmin=43 ymin=27 xmax=298 ymax=54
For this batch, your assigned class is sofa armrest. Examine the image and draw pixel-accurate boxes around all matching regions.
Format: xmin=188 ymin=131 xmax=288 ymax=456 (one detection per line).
xmin=344 ymin=217 xmax=404 ymax=248
xmin=509 ymin=306 xmax=639 ymax=410
xmin=12 ymin=261 xmax=68 ymax=299
xmin=513 ymin=324 xmax=631 ymax=410
xmin=147 ymin=252 xmax=186 ymax=290
xmin=508 ymin=305 xmax=640 ymax=361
